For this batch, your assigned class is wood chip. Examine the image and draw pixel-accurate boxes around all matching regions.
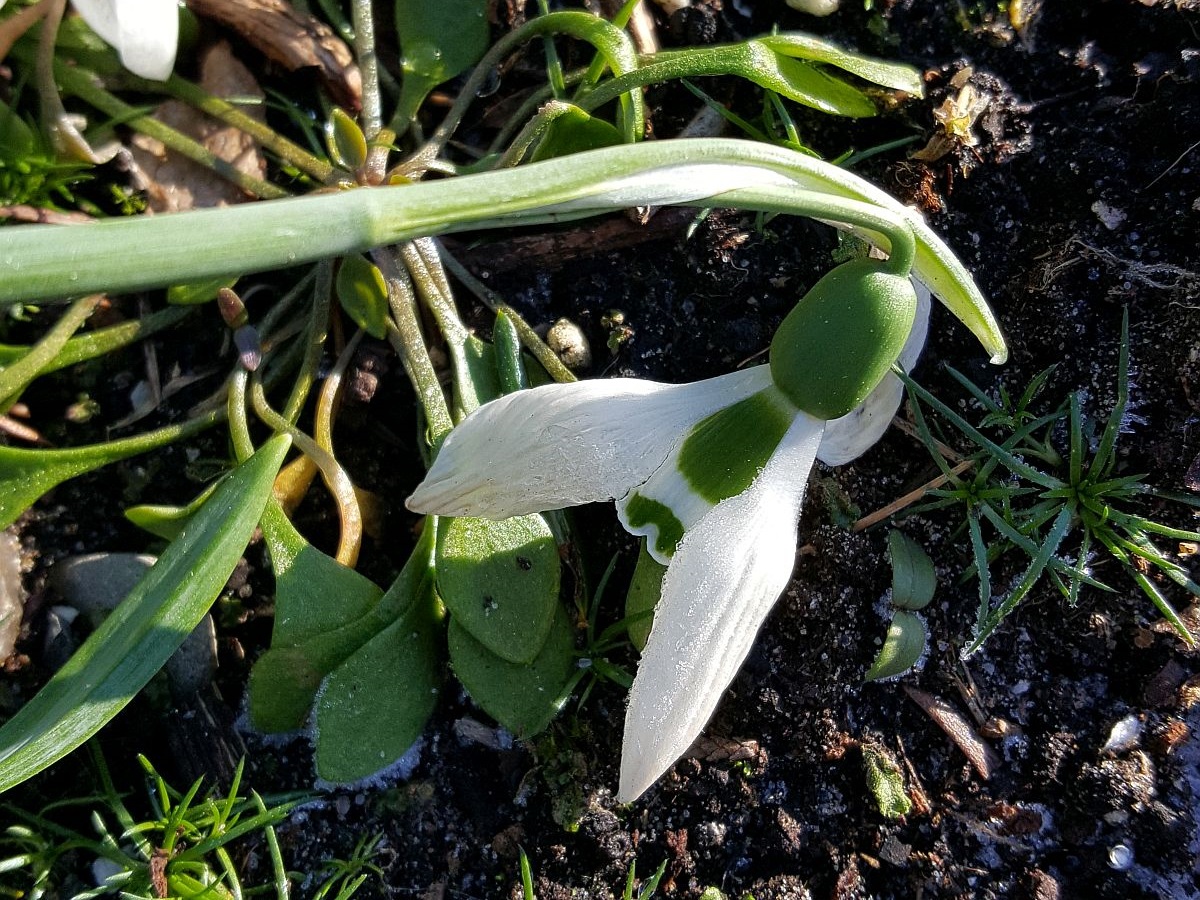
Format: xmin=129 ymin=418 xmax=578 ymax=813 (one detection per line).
xmin=904 ymin=686 xmax=999 ymax=780
xmin=186 ymin=0 xmax=361 ymax=111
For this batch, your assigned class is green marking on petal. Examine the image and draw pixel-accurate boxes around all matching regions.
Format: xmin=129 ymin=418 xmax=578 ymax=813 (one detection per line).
xmin=677 ymin=388 xmax=794 ymax=503
xmin=624 ymin=493 xmax=685 ymax=559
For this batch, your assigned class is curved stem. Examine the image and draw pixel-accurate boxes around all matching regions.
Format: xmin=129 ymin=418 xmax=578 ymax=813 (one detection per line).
xmin=2 ymin=139 xmax=1005 ymax=362
xmin=396 ymin=11 xmax=643 ymax=174
xmin=249 ymin=373 xmax=362 ymax=567
xmin=350 ymin=0 xmax=382 ymax=139
xmin=227 ymin=368 xmax=255 ymax=463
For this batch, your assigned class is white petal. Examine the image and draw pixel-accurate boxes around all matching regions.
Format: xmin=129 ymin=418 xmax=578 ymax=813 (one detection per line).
xmin=816 ymin=278 xmax=930 ymax=466
xmin=407 ymin=367 xmax=772 ymax=519
xmin=618 ymin=413 xmax=824 ymax=803
xmin=73 ymin=0 xmax=178 ymax=81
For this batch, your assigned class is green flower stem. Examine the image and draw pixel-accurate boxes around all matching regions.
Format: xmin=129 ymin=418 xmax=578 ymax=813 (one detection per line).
xmin=396 ymin=11 xmax=644 ymax=171
xmin=399 ymin=240 xmax=467 ymax=344
xmin=53 ymin=63 xmax=290 ymax=200
xmin=281 ymin=264 xmax=331 ymax=423
xmin=2 ymin=139 xmax=1005 ymax=362
xmin=0 ymin=294 xmax=102 ymax=411
xmin=249 ymin=372 xmax=362 ymax=566
xmin=434 ymin=245 xmax=577 ymax=384
xmin=708 ymin=184 xmax=916 ymax=276
xmin=153 ymin=74 xmax=334 ymax=183
xmin=375 ymin=251 xmax=455 ymax=444
xmin=227 ymin=367 xmax=255 ymax=463
xmin=350 ymin=0 xmax=383 ymax=139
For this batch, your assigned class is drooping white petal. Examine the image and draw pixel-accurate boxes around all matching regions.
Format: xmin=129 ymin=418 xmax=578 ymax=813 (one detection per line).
xmin=618 ymin=412 xmax=825 ymax=803
xmin=72 ymin=0 xmax=178 ymax=81
xmin=816 ymin=278 xmax=931 ymax=466
xmin=407 ymin=367 xmax=771 ymax=519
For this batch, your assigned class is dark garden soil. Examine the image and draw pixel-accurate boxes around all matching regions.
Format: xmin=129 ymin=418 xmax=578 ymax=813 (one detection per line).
xmin=6 ymin=1 xmax=1200 ymax=898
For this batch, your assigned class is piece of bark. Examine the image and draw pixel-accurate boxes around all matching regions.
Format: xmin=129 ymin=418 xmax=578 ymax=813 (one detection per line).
xmin=186 ymin=0 xmax=361 ymax=111
xmin=441 ymin=206 xmax=698 ymax=275
xmin=129 ymin=41 xmax=267 ymax=211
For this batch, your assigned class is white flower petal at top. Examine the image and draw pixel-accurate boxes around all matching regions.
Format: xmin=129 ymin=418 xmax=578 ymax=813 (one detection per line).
xmin=406 ymin=367 xmax=771 ymax=519
xmin=617 ymin=411 xmax=826 ymax=803
xmin=72 ymin=0 xmax=179 ymax=81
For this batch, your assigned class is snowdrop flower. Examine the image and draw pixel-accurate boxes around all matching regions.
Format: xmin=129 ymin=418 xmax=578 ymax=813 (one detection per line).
xmin=72 ymin=0 xmax=179 ymax=81
xmin=408 ymin=253 xmax=940 ymax=801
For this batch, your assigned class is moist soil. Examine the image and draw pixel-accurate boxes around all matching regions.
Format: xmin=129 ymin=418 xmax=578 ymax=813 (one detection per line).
xmin=6 ymin=1 xmax=1200 ymax=898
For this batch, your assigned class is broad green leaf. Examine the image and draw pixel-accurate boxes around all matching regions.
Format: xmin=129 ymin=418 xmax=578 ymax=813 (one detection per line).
xmin=259 ymin=502 xmax=382 ymax=647
xmin=759 ymin=33 xmax=924 ymax=95
xmin=248 ymin=507 xmax=442 ymax=734
xmin=625 ymin=539 xmax=665 ymax=652
xmin=755 ymin=51 xmax=878 ymax=118
xmin=861 ymin=743 xmax=912 ymax=819
xmin=436 ymin=514 xmax=560 ymax=664
xmin=0 ymin=435 xmax=290 ymax=793
xmin=314 ymin=584 xmax=442 ymax=783
xmin=887 ymin=530 xmax=936 ymax=611
xmin=335 ymin=255 xmax=390 ymax=339
xmin=393 ymin=0 xmax=490 ymax=125
xmin=448 ymin=604 xmax=575 ymax=738
xmin=249 ymin=613 xmax=383 ymax=734
xmin=531 ymin=105 xmax=623 ymax=162
xmin=325 ymin=108 xmax=368 ymax=171
xmin=864 ymin=610 xmax=927 ymax=681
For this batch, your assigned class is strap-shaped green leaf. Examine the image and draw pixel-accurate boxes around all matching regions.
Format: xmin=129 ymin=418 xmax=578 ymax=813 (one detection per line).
xmin=0 ymin=435 xmax=290 ymax=793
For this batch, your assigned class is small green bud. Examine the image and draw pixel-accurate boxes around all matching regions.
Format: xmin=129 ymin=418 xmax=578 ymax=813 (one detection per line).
xmin=770 ymin=258 xmax=917 ymax=420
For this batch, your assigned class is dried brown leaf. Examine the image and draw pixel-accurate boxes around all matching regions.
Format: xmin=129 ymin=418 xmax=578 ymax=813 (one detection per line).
xmin=904 ymin=685 xmax=999 ymax=780
xmin=129 ymin=42 xmax=267 ymax=212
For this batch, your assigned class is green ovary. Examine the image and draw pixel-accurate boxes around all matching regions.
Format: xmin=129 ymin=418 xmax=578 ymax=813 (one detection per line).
xmin=770 ymin=258 xmax=918 ymax=420
xmin=676 ymin=388 xmax=794 ymax=504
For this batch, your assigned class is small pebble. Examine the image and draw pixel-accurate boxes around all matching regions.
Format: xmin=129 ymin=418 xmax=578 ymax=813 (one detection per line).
xmin=547 ymin=318 xmax=592 ymax=370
